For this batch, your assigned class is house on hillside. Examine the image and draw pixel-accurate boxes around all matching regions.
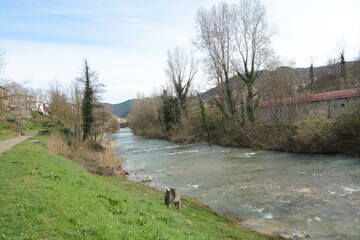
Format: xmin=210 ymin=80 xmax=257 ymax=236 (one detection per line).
xmin=0 ymin=87 xmax=49 ymax=115
xmin=7 ymin=94 xmax=37 ymax=110
xmin=36 ymin=102 xmax=50 ymax=115
xmin=258 ymin=88 xmax=360 ymax=121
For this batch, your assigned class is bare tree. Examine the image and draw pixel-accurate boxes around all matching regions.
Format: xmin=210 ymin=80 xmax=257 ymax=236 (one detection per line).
xmin=194 ymin=0 xmax=275 ymax=122
xmin=69 ymin=80 xmax=83 ymax=145
xmin=48 ymin=81 xmax=71 ymax=126
xmin=194 ymin=2 xmax=236 ymax=119
xmin=165 ymin=47 xmax=197 ymax=118
xmin=349 ymin=53 xmax=360 ymax=87
xmin=262 ymin=66 xmax=299 ymax=122
xmin=92 ymin=104 xmax=119 ymax=143
xmin=233 ymin=0 xmax=276 ymax=123
xmin=324 ymin=57 xmax=341 ymax=90
xmin=4 ymin=81 xmax=29 ymax=95
xmin=128 ymin=92 xmax=162 ymax=137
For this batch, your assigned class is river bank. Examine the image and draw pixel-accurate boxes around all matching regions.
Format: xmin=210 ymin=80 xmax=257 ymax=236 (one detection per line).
xmin=129 ymin=100 xmax=360 ymax=156
xmin=0 ymin=134 xmax=278 ymax=240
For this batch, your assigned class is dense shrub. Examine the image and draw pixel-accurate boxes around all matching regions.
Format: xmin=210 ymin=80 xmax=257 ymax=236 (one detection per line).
xmin=333 ymin=108 xmax=360 ymax=154
xmin=128 ymin=97 xmax=166 ymax=139
xmin=48 ymin=130 xmax=124 ymax=176
xmin=292 ymin=116 xmax=336 ymax=153
xmin=130 ymin=95 xmax=360 ymax=155
xmin=88 ymin=141 xmax=105 ymax=152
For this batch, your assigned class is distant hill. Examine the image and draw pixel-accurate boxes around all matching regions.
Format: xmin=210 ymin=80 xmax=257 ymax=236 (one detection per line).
xmin=108 ymin=99 xmax=134 ymax=118
xmin=200 ymin=61 xmax=360 ymax=99
xmin=108 ymin=61 xmax=359 ymax=117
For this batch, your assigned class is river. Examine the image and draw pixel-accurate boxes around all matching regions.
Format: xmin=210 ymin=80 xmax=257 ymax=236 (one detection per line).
xmin=111 ymin=128 xmax=360 ymax=240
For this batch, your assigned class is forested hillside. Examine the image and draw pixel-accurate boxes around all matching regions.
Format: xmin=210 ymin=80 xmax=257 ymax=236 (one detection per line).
xmin=108 ymin=99 xmax=133 ymax=118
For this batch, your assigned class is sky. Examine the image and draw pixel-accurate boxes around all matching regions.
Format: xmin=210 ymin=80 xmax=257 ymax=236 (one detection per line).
xmin=0 ymin=0 xmax=360 ymax=103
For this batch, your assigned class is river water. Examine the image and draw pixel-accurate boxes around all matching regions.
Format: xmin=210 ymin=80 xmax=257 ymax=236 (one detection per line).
xmin=111 ymin=129 xmax=360 ymax=239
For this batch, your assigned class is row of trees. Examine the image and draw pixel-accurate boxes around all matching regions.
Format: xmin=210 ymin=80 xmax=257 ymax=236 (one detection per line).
xmin=48 ymin=60 xmax=119 ymax=146
xmin=132 ymin=0 xmax=275 ymax=134
xmin=130 ymin=0 xmax=276 ymax=139
xmin=1 ymin=48 xmax=119 ymax=145
xmin=0 ymin=45 xmax=119 ymax=145
xmin=312 ymin=50 xmax=360 ymax=92
xmin=129 ymin=0 xmax=360 ymax=154
xmin=45 ymin=60 xmax=123 ymax=176
xmin=194 ymin=0 xmax=275 ymax=123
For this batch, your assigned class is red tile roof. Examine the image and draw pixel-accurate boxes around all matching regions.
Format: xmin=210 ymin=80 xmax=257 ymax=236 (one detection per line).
xmin=261 ymin=88 xmax=360 ymax=107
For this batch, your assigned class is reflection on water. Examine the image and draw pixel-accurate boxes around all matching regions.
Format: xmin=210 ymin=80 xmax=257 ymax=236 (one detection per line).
xmin=111 ymin=129 xmax=360 ymax=240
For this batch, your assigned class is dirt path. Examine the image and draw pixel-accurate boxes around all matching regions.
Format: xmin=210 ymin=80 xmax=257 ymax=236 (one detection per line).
xmin=0 ymin=134 xmax=36 ymax=155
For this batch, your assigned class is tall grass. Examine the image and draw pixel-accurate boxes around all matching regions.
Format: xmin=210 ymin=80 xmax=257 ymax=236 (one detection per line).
xmin=47 ymin=131 xmax=72 ymax=157
xmin=48 ymin=131 xmax=125 ymax=176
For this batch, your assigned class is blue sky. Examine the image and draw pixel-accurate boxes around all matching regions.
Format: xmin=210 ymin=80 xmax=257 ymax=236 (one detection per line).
xmin=1 ymin=0 xmax=360 ymax=103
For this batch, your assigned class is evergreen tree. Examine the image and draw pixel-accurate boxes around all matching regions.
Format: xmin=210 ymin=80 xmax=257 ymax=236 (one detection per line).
xmin=340 ymin=51 xmax=347 ymax=84
xmin=82 ymin=60 xmax=94 ymax=141
xmin=310 ymin=64 xmax=314 ymax=84
xmin=159 ymin=90 xmax=179 ymax=132
xmin=198 ymin=94 xmax=211 ymax=141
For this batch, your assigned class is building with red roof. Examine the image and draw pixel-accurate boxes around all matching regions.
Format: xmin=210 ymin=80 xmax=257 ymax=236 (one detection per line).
xmin=258 ymin=88 xmax=360 ymax=121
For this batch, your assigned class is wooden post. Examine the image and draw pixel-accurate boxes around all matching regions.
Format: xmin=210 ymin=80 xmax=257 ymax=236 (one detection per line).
xmin=165 ymin=188 xmax=174 ymax=207
xmin=164 ymin=188 xmax=181 ymax=212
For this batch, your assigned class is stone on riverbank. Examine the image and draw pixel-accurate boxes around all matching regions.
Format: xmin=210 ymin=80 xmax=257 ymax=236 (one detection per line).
xmin=142 ymin=176 xmax=152 ymax=182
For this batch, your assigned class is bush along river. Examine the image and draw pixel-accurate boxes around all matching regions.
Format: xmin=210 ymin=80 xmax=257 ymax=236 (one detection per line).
xmin=111 ymin=129 xmax=360 ymax=240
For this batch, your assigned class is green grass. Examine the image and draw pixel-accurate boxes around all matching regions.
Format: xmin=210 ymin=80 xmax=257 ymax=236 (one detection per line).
xmin=0 ymin=120 xmax=41 ymax=141
xmin=0 ymin=122 xmax=17 ymax=141
xmin=0 ymin=112 xmax=50 ymax=140
xmin=0 ymin=133 xmax=17 ymax=141
xmin=21 ymin=122 xmax=46 ymax=134
xmin=0 ymin=136 xmax=279 ymax=240
xmin=21 ymin=112 xmax=50 ymax=134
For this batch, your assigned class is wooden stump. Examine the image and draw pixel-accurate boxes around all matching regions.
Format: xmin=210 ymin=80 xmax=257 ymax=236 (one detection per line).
xmin=165 ymin=188 xmax=181 ymax=212
xmin=165 ymin=189 xmax=173 ymax=207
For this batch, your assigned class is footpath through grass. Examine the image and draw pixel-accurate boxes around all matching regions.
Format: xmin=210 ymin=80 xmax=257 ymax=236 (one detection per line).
xmin=0 ymin=135 xmax=279 ymax=240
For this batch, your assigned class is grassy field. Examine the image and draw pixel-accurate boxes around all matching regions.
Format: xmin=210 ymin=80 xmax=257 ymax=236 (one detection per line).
xmin=0 ymin=112 xmax=49 ymax=141
xmin=0 ymin=133 xmax=16 ymax=141
xmin=0 ymin=135 xmax=279 ymax=240
xmin=20 ymin=113 xmax=50 ymax=134
xmin=0 ymin=122 xmax=17 ymax=141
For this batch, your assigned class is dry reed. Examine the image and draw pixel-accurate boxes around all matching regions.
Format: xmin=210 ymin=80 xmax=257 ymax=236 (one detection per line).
xmin=47 ymin=131 xmax=71 ymax=157
xmin=47 ymin=132 xmax=126 ymax=176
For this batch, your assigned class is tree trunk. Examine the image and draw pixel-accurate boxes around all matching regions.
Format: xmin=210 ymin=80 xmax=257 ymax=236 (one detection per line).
xmin=165 ymin=188 xmax=181 ymax=212
xmin=246 ymin=83 xmax=256 ymax=123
